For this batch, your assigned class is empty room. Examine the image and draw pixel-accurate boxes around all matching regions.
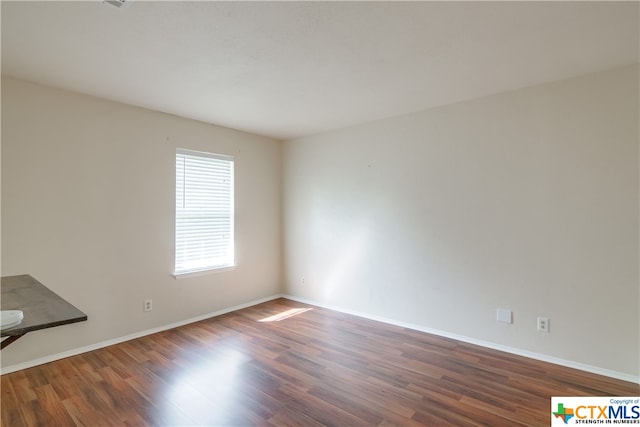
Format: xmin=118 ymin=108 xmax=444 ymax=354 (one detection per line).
xmin=1 ymin=1 xmax=639 ymax=426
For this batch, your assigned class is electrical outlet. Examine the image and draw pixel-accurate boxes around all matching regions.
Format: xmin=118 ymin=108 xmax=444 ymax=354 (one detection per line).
xmin=144 ymin=299 xmax=153 ymax=312
xmin=537 ymin=317 xmax=549 ymax=332
xmin=301 ymin=276 xmax=305 ymax=285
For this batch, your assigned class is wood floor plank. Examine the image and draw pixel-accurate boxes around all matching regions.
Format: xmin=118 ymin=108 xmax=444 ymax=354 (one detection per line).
xmin=0 ymin=375 xmax=24 ymax=426
xmin=125 ymin=372 xmax=199 ymax=426
xmin=8 ymin=371 xmax=38 ymax=404
xmin=2 ymin=297 xmax=638 ymax=426
xmin=32 ymin=384 xmax=76 ymax=427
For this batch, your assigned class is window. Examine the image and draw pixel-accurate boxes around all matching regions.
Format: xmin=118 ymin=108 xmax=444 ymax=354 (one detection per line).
xmin=175 ymin=149 xmax=234 ymax=275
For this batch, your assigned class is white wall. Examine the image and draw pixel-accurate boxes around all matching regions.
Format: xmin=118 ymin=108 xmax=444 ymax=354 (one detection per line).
xmin=283 ymin=65 xmax=639 ymax=378
xmin=1 ymin=77 xmax=282 ymax=369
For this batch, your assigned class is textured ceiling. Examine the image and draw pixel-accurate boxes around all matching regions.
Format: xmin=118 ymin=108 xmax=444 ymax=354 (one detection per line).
xmin=2 ymin=1 xmax=638 ymax=140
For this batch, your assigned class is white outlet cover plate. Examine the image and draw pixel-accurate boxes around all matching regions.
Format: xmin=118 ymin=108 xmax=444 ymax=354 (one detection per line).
xmin=497 ymin=308 xmax=512 ymax=324
xmin=537 ymin=317 xmax=550 ymax=332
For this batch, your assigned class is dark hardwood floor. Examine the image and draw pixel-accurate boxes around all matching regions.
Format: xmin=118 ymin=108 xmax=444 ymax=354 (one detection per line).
xmin=2 ymin=298 xmax=638 ymax=426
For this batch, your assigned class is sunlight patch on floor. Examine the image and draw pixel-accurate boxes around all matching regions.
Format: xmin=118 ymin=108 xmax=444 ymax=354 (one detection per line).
xmin=258 ymin=308 xmax=312 ymax=322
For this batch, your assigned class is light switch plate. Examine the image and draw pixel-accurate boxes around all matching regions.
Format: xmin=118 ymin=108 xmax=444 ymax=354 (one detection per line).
xmin=497 ymin=308 xmax=512 ymax=324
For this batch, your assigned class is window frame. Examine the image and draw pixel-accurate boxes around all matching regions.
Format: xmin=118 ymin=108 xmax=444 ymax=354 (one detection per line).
xmin=173 ymin=148 xmax=235 ymax=277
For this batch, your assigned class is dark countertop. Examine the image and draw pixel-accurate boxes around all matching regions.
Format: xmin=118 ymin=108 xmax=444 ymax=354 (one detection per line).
xmin=1 ymin=274 xmax=87 ymax=337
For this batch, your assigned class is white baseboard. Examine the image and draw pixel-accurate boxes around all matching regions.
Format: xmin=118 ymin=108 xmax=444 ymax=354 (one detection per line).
xmin=282 ymin=294 xmax=640 ymax=386
xmin=0 ymin=293 xmax=284 ymax=375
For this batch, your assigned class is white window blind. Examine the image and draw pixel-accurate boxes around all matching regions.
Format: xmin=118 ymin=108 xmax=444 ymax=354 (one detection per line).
xmin=175 ymin=149 xmax=234 ymax=275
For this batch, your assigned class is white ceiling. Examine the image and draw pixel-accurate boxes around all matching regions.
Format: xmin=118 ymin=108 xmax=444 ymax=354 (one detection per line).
xmin=2 ymin=1 xmax=638 ymax=140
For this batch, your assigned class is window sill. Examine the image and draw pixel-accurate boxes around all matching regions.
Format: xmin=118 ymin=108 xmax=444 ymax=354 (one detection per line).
xmin=172 ymin=265 xmax=236 ymax=279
